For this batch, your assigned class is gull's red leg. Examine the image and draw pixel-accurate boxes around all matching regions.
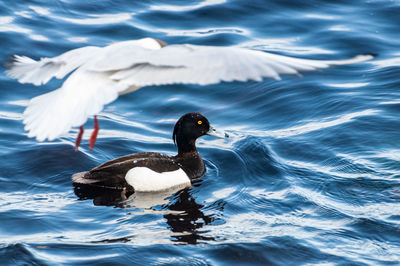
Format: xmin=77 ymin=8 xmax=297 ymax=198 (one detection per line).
xmin=75 ymin=126 xmax=84 ymax=151
xmin=89 ymin=115 xmax=99 ymax=150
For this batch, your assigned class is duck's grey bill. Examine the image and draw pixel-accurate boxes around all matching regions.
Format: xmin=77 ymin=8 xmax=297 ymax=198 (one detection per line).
xmin=207 ymin=125 xmax=229 ymax=138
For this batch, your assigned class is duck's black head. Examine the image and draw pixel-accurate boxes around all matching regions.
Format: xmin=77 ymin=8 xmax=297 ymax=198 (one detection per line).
xmin=173 ymin=112 xmax=211 ymax=154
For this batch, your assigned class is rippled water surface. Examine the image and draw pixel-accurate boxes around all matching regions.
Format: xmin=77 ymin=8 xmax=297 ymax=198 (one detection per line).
xmin=1 ymin=0 xmax=400 ymax=265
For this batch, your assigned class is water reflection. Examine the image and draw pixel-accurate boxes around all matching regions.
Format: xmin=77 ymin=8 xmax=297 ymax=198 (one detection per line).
xmin=73 ymin=184 xmax=220 ymax=244
xmin=73 ymin=183 xmax=133 ymax=207
xmin=162 ymin=189 xmax=217 ymax=244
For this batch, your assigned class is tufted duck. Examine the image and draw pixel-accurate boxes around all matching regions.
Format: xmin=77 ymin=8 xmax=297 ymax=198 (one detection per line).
xmin=72 ymin=112 xmax=227 ymax=192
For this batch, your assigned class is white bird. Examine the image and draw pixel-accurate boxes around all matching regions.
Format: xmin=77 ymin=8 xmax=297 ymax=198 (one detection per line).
xmin=6 ymin=37 xmax=373 ymax=150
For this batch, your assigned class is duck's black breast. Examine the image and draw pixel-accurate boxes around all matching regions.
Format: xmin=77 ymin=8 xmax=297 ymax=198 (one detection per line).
xmin=173 ymin=152 xmax=205 ymax=181
xmin=72 ymin=151 xmax=205 ymax=191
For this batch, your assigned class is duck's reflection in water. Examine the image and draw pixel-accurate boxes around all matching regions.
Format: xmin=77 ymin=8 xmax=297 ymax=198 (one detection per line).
xmin=73 ymin=183 xmax=221 ymax=244
xmin=162 ymin=189 xmax=216 ymax=244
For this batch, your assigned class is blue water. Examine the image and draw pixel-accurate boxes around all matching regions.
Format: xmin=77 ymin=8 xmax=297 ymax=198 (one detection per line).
xmin=1 ymin=0 xmax=400 ymax=265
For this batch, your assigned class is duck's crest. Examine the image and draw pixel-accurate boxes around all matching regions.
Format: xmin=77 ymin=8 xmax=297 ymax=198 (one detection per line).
xmin=172 ymin=116 xmax=182 ymax=145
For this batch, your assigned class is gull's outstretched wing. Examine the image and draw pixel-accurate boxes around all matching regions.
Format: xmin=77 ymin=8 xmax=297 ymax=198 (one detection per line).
xmin=6 ymin=39 xmax=373 ymax=141
xmin=102 ymin=44 xmax=373 ymax=86
xmin=6 ymin=46 xmax=101 ymax=86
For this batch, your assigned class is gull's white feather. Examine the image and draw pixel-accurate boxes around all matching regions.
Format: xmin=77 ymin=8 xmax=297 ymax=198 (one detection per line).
xmin=6 ymin=37 xmax=373 ymax=141
xmin=109 ymin=45 xmax=372 ymax=86
xmin=6 ymin=46 xmax=101 ymax=86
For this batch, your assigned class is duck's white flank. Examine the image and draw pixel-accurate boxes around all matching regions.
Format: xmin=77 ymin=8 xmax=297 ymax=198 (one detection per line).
xmin=125 ymin=167 xmax=191 ymax=192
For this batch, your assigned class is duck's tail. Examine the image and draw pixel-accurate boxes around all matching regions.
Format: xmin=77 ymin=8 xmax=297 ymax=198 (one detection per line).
xmin=72 ymin=171 xmax=98 ymax=184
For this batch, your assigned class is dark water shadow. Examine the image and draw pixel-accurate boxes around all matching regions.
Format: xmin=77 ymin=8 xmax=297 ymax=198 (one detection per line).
xmin=73 ymin=183 xmax=221 ymax=244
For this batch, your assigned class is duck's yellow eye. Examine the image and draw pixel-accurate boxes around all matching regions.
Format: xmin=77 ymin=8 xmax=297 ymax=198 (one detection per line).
xmin=197 ymin=120 xmax=203 ymax=125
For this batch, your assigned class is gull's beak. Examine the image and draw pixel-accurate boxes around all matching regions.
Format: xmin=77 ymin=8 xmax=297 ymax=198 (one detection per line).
xmin=207 ymin=125 xmax=229 ymax=139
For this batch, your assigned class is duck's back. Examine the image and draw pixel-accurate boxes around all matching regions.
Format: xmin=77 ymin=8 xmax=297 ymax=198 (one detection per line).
xmin=72 ymin=152 xmax=183 ymax=191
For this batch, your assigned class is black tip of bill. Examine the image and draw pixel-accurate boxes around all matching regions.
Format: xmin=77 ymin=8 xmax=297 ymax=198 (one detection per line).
xmin=207 ymin=125 xmax=229 ymax=139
